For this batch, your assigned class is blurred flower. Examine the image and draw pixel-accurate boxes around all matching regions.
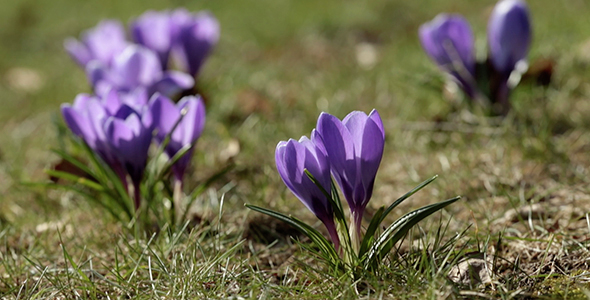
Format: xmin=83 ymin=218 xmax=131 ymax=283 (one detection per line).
xmin=419 ymin=14 xmax=477 ymax=99
xmin=488 ymin=0 xmax=531 ymax=77
xmin=275 ymin=133 xmax=340 ymax=250
xmin=131 ymin=9 xmax=220 ymax=77
xmin=149 ymin=94 xmax=206 ymax=183
xmin=87 ymin=45 xmax=194 ymax=97
xmin=315 ymin=110 xmax=384 ymax=244
xmin=61 ymin=90 xmax=154 ymax=209
xmin=66 ymin=9 xmax=219 ymax=99
xmin=64 ymin=20 xmax=128 ymax=68
xmin=419 ymin=0 xmax=532 ymax=115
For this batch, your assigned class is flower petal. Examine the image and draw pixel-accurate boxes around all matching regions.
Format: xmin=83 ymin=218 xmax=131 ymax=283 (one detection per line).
xmin=174 ymin=12 xmax=219 ymax=76
xmin=131 ymin=10 xmax=174 ymax=67
xmin=64 ymin=38 xmax=92 ymax=67
xmin=150 ymin=70 xmax=194 ymax=97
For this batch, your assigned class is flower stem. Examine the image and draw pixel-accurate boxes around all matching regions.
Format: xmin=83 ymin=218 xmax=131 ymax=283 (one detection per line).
xmin=324 ymin=219 xmax=341 ymax=255
xmin=350 ymin=210 xmax=363 ymax=254
xmin=133 ymin=181 xmax=141 ymax=211
xmin=172 ymin=178 xmax=183 ymax=224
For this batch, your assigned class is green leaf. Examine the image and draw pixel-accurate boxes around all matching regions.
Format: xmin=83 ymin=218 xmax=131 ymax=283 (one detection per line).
xmin=79 ymin=142 xmax=134 ymax=218
xmin=44 ymin=170 xmax=105 ymax=191
xmin=23 ymin=181 xmax=124 ymax=222
xmin=245 ymin=204 xmax=339 ymax=262
xmin=359 ymin=176 xmax=437 ymax=257
xmin=380 ymin=175 xmax=438 ymax=224
xmin=50 ymin=149 xmax=99 ymax=181
xmin=358 ymin=206 xmax=384 ymax=256
xmin=363 ymin=196 xmax=460 ymax=269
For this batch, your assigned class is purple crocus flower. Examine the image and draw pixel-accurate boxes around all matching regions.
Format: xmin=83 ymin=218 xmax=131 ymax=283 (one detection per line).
xmin=87 ymin=45 xmax=194 ymax=97
xmin=419 ymin=14 xmax=477 ymax=99
xmin=148 ymin=94 xmax=206 ymax=183
xmin=62 ymin=90 xmax=154 ymax=209
xmin=64 ymin=20 xmax=128 ymax=68
xmin=315 ymin=110 xmax=384 ymax=243
xmin=170 ymin=10 xmax=220 ymax=77
xmin=276 ymin=133 xmax=340 ymax=250
xmin=488 ymin=0 xmax=531 ymax=77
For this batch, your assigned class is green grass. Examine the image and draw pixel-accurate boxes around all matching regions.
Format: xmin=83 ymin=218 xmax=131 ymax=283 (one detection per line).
xmin=2 ymin=0 xmax=590 ymax=298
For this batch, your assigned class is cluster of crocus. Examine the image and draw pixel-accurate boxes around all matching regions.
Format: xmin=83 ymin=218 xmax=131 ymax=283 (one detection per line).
xmin=65 ymin=9 xmax=219 ymax=97
xmin=250 ymin=109 xmax=459 ymax=273
xmin=419 ymin=0 xmax=531 ymax=114
xmin=61 ymin=89 xmax=206 ymax=210
xmin=59 ymin=9 xmax=216 ymax=215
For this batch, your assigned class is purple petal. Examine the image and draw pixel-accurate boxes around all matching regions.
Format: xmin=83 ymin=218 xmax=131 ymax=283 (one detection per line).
xmin=64 ymin=38 xmax=92 ymax=67
xmin=61 ymin=104 xmax=95 ymax=142
xmin=419 ymin=14 xmax=475 ymax=77
xmin=150 ymin=71 xmax=194 ymax=97
xmin=174 ymin=12 xmax=219 ymax=76
xmin=101 ymin=88 xmax=123 ymax=115
xmin=112 ymin=45 xmax=163 ymax=91
xmin=148 ymin=93 xmax=181 ymax=142
xmin=71 ymin=93 xmax=95 ymax=110
xmin=175 ymin=95 xmax=206 ymax=146
xmin=347 ymin=110 xmax=384 ymax=207
xmin=105 ymin=113 xmax=151 ymax=184
xmin=85 ymin=60 xmax=110 ymax=88
xmin=131 ymin=10 xmax=174 ymax=67
xmin=316 ymin=112 xmax=357 ymax=203
xmin=82 ymin=20 xmax=128 ymax=66
xmin=276 ymin=138 xmax=334 ymax=229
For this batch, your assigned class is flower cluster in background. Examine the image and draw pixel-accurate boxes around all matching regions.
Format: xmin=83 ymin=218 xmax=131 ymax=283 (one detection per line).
xmin=64 ymin=9 xmax=219 ymax=97
xmin=55 ymin=9 xmax=218 ymax=228
xmin=419 ymin=0 xmax=531 ymax=115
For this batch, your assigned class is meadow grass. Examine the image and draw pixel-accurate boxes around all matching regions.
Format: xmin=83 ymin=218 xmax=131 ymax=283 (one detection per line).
xmin=2 ymin=0 xmax=590 ymax=298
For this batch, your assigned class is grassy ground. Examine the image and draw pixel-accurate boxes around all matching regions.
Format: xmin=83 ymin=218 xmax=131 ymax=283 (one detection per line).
xmin=2 ymin=0 xmax=590 ymax=298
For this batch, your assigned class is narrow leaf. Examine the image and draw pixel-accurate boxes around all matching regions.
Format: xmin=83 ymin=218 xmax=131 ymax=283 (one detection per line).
xmin=44 ymin=170 xmax=105 ymax=191
xmin=246 ymin=204 xmax=339 ymax=260
xmin=363 ymin=196 xmax=460 ymax=269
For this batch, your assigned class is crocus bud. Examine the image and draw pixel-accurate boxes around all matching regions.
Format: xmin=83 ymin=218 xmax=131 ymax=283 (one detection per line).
xmin=419 ymin=14 xmax=477 ymax=98
xmin=275 ymin=133 xmax=340 ymax=249
xmin=488 ymin=0 xmax=531 ymax=76
xmin=315 ymin=110 xmax=384 ymax=245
